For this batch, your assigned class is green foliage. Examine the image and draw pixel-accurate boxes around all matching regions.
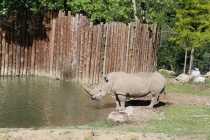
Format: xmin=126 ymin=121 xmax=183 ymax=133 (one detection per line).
xmin=193 ymin=44 xmax=210 ymax=73
xmin=0 ymin=0 xmax=134 ymax=23
xmin=143 ymin=106 xmax=210 ymax=138
xmin=0 ymin=0 xmax=64 ymax=15
xmin=136 ymin=0 xmax=177 ymax=25
xmin=0 ymin=0 xmax=178 ymax=24
xmin=158 ymin=44 xmax=185 ymax=73
xmin=158 ymin=40 xmax=210 ymax=74
xmin=67 ymin=0 xmax=134 ymax=23
xmin=160 ymin=0 xmax=210 ymax=73
xmin=171 ymin=0 xmax=210 ymax=49
xmin=39 ymin=0 xmax=64 ymax=11
xmin=157 ymin=70 xmax=176 ymax=80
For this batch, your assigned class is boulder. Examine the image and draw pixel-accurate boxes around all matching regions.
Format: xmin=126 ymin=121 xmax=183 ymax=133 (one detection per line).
xmin=175 ymin=73 xmax=192 ymax=82
xmin=194 ymin=76 xmax=205 ymax=83
xmin=158 ymin=69 xmax=176 ymax=76
xmin=191 ymin=68 xmax=201 ymax=77
xmin=207 ymin=71 xmax=210 ymax=78
xmin=108 ymin=106 xmax=134 ymax=122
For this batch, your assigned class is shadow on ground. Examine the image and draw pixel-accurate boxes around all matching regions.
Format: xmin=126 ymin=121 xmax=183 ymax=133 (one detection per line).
xmin=92 ymin=97 xmax=174 ymax=110
xmin=126 ymin=100 xmax=166 ymax=108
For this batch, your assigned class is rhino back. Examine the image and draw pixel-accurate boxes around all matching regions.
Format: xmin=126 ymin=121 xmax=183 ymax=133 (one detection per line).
xmin=150 ymin=72 xmax=166 ymax=88
xmin=108 ymin=72 xmax=166 ymax=96
xmin=136 ymin=72 xmax=166 ymax=92
xmin=110 ymin=72 xmax=152 ymax=96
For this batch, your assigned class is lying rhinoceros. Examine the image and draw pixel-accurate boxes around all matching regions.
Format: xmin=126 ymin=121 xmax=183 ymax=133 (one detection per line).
xmin=82 ymin=71 xmax=166 ymax=110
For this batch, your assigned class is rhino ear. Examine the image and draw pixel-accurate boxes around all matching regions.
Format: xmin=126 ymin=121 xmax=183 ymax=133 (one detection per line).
xmin=103 ymin=75 xmax=109 ymax=82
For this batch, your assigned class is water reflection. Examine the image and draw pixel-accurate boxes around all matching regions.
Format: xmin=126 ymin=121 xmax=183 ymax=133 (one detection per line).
xmin=0 ymin=76 xmax=115 ymax=128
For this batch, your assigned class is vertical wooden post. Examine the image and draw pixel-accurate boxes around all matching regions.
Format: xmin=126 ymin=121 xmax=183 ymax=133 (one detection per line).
xmin=62 ymin=12 xmax=68 ymax=79
xmin=55 ymin=10 xmax=62 ymax=78
xmin=51 ymin=12 xmax=58 ymax=77
xmin=49 ymin=12 xmax=56 ymax=76
xmin=59 ymin=12 xmax=65 ymax=79
xmin=8 ymin=25 xmax=13 ymax=75
xmin=79 ymin=15 xmax=85 ymax=82
xmin=125 ymin=24 xmax=131 ymax=73
xmin=86 ymin=22 xmax=93 ymax=83
xmin=103 ymin=23 xmax=108 ymax=75
xmin=76 ymin=14 xmax=82 ymax=81
xmin=1 ymin=31 xmax=6 ymax=75
xmin=4 ymin=26 xmax=9 ymax=75
xmin=0 ymin=29 xmax=2 ymax=75
xmin=23 ymin=10 xmax=29 ymax=75
xmin=66 ymin=11 xmax=72 ymax=80
xmin=20 ymin=10 xmax=26 ymax=75
xmin=99 ymin=22 xmax=105 ymax=79
xmin=94 ymin=24 xmax=100 ymax=83
xmin=89 ymin=25 xmax=97 ymax=84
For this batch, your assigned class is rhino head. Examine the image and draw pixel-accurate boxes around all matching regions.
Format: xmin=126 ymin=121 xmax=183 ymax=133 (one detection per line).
xmin=82 ymin=83 xmax=108 ymax=100
xmin=82 ymin=75 xmax=110 ymax=100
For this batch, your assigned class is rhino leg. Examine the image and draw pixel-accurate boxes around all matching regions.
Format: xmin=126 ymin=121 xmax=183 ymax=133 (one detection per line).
xmin=115 ymin=94 xmax=126 ymax=111
xmin=115 ymin=94 xmax=121 ymax=110
xmin=115 ymin=100 xmax=120 ymax=110
xmin=147 ymin=92 xmax=160 ymax=109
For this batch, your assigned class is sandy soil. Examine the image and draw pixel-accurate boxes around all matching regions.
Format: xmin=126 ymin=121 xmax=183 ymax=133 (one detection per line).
xmin=0 ymin=92 xmax=209 ymax=140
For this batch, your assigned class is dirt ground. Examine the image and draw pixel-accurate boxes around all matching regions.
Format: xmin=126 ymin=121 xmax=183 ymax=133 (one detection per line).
xmin=0 ymin=91 xmax=210 ymax=140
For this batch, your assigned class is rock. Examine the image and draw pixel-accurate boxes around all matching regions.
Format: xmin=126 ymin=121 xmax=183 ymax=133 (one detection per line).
xmin=207 ymin=71 xmax=210 ymax=78
xmin=194 ymin=76 xmax=205 ymax=83
xmin=119 ymin=106 xmax=134 ymax=116
xmin=191 ymin=68 xmax=201 ymax=77
xmin=108 ymin=106 xmax=134 ymax=122
xmin=158 ymin=69 xmax=176 ymax=76
xmin=175 ymin=73 xmax=192 ymax=82
xmin=108 ymin=112 xmax=129 ymax=122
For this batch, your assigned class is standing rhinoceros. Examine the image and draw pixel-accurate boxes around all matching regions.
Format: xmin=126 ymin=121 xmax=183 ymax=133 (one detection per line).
xmin=82 ymin=71 xmax=166 ymax=110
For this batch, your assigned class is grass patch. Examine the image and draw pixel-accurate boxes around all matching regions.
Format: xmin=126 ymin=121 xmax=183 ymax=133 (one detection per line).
xmin=88 ymin=119 xmax=121 ymax=128
xmin=0 ymin=128 xmax=18 ymax=133
xmin=141 ymin=106 xmax=210 ymax=139
xmin=62 ymin=130 xmax=71 ymax=135
xmin=205 ymin=78 xmax=210 ymax=84
xmin=157 ymin=70 xmax=176 ymax=80
xmin=88 ymin=119 xmax=130 ymax=128
xmin=84 ymin=136 xmax=94 ymax=140
xmin=166 ymin=82 xmax=210 ymax=96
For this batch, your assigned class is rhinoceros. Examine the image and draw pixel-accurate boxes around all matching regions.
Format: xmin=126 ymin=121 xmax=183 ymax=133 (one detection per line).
xmin=82 ymin=71 xmax=166 ymax=110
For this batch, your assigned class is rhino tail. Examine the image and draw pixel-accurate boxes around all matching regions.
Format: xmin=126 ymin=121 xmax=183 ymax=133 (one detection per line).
xmin=161 ymin=87 xmax=166 ymax=97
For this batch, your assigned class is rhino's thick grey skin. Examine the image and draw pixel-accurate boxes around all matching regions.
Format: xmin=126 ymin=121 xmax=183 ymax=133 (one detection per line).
xmin=82 ymin=71 xmax=166 ymax=110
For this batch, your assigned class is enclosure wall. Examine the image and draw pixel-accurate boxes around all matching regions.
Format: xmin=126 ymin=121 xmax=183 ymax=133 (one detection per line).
xmin=0 ymin=10 xmax=161 ymax=84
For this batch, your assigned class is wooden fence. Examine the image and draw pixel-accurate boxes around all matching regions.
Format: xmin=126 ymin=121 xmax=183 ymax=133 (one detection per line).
xmin=0 ymin=10 xmax=161 ymax=84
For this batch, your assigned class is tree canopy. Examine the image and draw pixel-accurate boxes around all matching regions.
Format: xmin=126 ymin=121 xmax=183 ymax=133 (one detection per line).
xmin=0 ymin=0 xmax=177 ymax=24
xmin=136 ymin=0 xmax=177 ymax=25
xmin=171 ymin=0 xmax=210 ymax=49
xmin=0 ymin=0 xmax=134 ymax=23
xmin=168 ymin=0 xmax=210 ymax=73
xmin=1 ymin=0 xmax=210 ymax=73
xmin=68 ymin=0 xmax=134 ymax=23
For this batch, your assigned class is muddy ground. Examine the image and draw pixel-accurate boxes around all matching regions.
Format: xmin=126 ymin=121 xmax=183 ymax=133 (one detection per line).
xmin=0 ymin=87 xmax=210 ymax=140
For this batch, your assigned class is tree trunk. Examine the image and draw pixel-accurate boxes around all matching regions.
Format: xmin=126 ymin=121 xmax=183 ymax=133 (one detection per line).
xmin=132 ymin=0 xmax=138 ymax=20
xmin=183 ymin=48 xmax=187 ymax=74
xmin=189 ymin=47 xmax=194 ymax=75
xmin=141 ymin=2 xmax=147 ymax=23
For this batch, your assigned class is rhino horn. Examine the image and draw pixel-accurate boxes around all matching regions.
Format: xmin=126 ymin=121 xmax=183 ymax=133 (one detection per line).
xmin=82 ymin=85 xmax=93 ymax=96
